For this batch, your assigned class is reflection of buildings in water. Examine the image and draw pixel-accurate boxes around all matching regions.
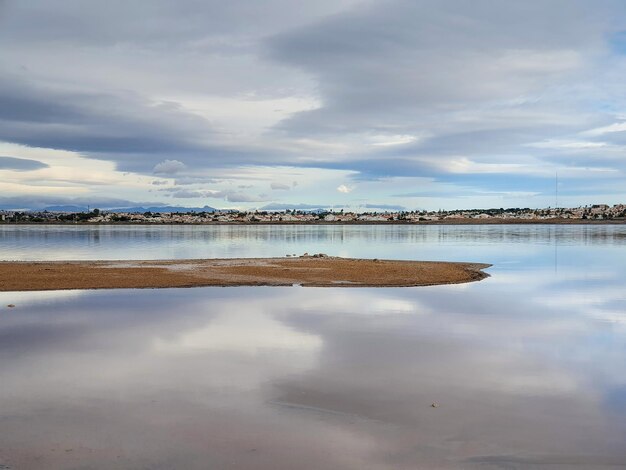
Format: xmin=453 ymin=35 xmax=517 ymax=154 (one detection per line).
xmin=2 ymin=225 xmax=626 ymax=263
xmin=554 ymin=226 xmax=558 ymax=275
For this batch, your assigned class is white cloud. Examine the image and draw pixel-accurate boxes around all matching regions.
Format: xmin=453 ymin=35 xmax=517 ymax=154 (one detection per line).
xmin=582 ymin=122 xmax=626 ymax=137
xmin=153 ymin=159 xmax=186 ymax=175
xmin=337 ymin=184 xmax=354 ymax=194
xmin=528 ymin=139 xmax=608 ymax=149
xmin=369 ymin=134 xmax=418 ymax=147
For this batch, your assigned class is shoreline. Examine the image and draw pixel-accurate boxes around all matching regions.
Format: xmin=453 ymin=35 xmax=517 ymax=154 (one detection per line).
xmin=1 ymin=218 xmax=625 ymax=226
xmin=0 ymin=257 xmax=491 ymax=291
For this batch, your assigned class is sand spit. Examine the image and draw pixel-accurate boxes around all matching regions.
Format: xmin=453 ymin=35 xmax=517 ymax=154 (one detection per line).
xmin=0 ymin=256 xmax=491 ymax=291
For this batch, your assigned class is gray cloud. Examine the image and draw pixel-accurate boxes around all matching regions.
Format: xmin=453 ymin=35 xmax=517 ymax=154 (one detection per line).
xmin=0 ymin=75 xmax=211 ymax=160
xmin=0 ymin=196 xmax=155 ymax=211
xmin=158 ymin=187 xmax=244 ymax=200
xmin=270 ymin=182 xmax=291 ymax=190
xmin=0 ymin=156 xmax=48 ymax=171
xmin=0 ymin=73 xmax=306 ymax=174
xmin=174 ymin=177 xmax=221 ymax=185
xmin=0 ymin=0 xmax=359 ymax=49
xmin=162 ymin=187 xmax=270 ymax=201
xmin=268 ymin=0 xmax=613 ymax=132
xmin=168 ymin=189 xmax=206 ymax=199
xmin=224 ymin=192 xmax=270 ymax=203
xmin=1 ymin=0 xmax=626 ymax=207
xmin=264 ymin=0 xmax=626 ymax=185
xmin=362 ymin=203 xmax=406 ymax=211
xmin=260 ymin=203 xmax=326 ymax=211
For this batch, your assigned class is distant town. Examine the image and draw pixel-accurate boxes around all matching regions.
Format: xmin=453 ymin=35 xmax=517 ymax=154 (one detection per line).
xmin=1 ymin=204 xmax=626 ymax=224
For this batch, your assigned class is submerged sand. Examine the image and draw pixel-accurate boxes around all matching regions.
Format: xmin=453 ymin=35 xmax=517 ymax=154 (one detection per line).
xmin=0 ymin=256 xmax=491 ymax=291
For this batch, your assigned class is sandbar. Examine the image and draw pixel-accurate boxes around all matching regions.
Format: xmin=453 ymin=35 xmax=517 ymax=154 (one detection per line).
xmin=0 ymin=256 xmax=491 ymax=291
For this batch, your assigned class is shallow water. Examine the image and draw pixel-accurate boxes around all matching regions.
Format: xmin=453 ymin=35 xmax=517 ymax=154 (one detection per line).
xmin=1 ymin=225 xmax=626 ymax=469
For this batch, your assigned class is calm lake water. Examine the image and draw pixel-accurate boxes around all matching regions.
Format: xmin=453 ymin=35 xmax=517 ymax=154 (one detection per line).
xmin=1 ymin=224 xmax=626 ymax=469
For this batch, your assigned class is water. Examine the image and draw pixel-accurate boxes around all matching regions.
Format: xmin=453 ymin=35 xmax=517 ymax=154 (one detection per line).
xmin=1 ymin=225 xmax=626 ymax=469
xmin=2 ymin=224 xmax=625 ymax=264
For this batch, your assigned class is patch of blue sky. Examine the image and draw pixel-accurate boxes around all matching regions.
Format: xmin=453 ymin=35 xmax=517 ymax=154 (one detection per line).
xmin=609 ymin=31 xmax=626 ymax=55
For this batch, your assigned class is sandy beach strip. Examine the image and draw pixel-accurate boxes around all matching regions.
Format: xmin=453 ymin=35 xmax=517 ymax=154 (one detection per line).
xmin=0 ymin=256 xmax=491 ymax=291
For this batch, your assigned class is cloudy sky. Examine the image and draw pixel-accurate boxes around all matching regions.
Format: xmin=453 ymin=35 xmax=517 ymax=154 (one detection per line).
xmin=1 ymin=0 xmax=626 ymax=211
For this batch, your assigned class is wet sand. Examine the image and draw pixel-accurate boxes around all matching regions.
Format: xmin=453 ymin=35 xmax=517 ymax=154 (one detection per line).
xmin=0 ymin=257 xmax=490 ymax=291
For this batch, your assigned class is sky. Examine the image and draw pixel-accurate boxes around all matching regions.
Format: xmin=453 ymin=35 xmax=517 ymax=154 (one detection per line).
xmin=1 ymin=0 xmax=626 ymax=211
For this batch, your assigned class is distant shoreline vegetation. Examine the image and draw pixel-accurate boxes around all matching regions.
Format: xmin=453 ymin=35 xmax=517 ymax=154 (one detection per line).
xmin=1 ymin=204 xmax=625 ymax=224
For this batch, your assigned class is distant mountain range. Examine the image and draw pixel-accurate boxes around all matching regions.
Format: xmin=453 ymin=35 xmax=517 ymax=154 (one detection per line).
xmin=41 ymin=205 xmax=218 ymax=213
